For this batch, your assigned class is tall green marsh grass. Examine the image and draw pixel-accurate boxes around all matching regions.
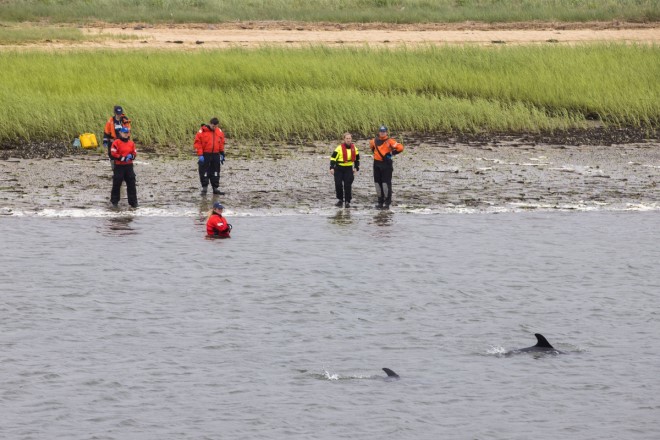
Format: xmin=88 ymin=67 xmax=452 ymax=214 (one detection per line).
xmin=1 ymin=0 xmax=658 ymax=24
xmin=0 ymin=44 xmax=658 ymax=152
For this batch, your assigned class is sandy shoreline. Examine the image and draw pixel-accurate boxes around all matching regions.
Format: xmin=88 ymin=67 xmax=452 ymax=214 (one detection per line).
xmin=1 ymin=136 xmax=658 ymax=216
xmin=2 ymin=21 xmax=659 ymax=50
xmin=90 ymin=22 xmax=660 ymax=49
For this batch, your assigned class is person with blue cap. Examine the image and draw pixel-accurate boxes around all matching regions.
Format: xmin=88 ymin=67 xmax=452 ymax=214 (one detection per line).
xmin=103 ymin=105 xmax=131 ymax=169
xmin=109 ymin=127 xmax=138 ymax=208
xmin=206 ymin=201 xmax=232 ymax=238
xmin=369 ymin=125 xmax=404 ymax=209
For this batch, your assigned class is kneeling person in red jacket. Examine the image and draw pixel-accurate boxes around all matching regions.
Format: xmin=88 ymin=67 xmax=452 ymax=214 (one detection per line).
xmin=110 ymin=127 xmax=138 ymax=208
xmin=206 ymin=202 xmax=231 ymax=238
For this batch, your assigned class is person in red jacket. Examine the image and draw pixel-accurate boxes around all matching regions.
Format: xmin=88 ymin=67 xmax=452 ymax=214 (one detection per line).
xmin=206 ymin=202 xmax=231 ymax=238
xmin=103 ymin=105 xmax=131 ymax=168
xmin=110 ymin=127 xmax=138 ymax=208
xmin=194 ymin=117 xmax=226 ymax=195
xmin=369 ymin=125 xmax=404 ymax=209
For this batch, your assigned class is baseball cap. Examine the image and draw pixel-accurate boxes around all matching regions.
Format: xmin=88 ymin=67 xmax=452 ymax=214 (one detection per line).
xmin=119 ymin=127 xmax=130 ymax=133
xmin=213 ymin=202 xmax=224 ymax=210
xmin=114 ymin=105 xmax=123 ymax=115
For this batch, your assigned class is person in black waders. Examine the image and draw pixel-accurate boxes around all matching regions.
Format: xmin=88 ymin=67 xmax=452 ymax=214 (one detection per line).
xmin=103 ymin=105 xmax=131 ymax=170
xmin=194 ymin=117 xmax=226 ymax=195
xmin=329 ymin=132 xmax=360 ymax=208
xmin=109 ymin=127 xmax=138 ymax=208
xmin=369 ymin=125 xmax=404 ymax=209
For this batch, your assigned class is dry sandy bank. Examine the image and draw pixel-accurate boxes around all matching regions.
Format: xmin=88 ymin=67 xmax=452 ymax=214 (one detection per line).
xmin=2 ymin=21 xmax=659 ymax=50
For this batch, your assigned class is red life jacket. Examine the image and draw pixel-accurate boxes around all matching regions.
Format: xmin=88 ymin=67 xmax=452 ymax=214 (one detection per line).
xmin=341 ymin=143 xmax=356 ymax=164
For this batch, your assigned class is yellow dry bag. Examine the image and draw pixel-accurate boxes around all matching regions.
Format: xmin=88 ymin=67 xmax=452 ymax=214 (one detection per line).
xmin=79 ymin=133 xmax=98 ymax=149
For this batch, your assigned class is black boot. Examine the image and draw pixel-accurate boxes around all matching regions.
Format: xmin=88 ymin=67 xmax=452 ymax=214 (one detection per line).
xmin=335 ymin=200 xmax=344 ymax=207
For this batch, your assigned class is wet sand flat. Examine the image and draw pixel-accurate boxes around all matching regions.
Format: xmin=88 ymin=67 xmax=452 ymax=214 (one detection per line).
xmin=1 ymin=139 xmax=658 ymax=215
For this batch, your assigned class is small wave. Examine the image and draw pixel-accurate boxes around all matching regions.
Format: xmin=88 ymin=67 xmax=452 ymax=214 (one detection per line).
xmin=314 ymin=369 xmax=377 ymax=381
xmin=486 ymin=346 xmax=507 ymax=356
xmin=323 ymin=369 xmax=340 ymax=381
xmin=2 ymin=200 xmax=659 ymax=218
xmin=1 ymin=206 xmax=199 ymax=218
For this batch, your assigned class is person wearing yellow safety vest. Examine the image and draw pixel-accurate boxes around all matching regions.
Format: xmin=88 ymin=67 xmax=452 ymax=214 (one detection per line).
xmin=369 ymin=125 xmax=404 ymax=209
xmin=329 ymin=133 xmax=360 ymax=208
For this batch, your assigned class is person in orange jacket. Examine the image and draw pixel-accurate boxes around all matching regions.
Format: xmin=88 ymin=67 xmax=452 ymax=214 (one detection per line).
xmin=194 ymin=117 xmax=226 ymax=195
xmin=109 ymin=127 xmax=138 ymax=208
xmin=103 ymin=105 xmax=131 ymax=167
xmin=369 ymin=125 xmax=404 ymax=209
xmin=206 ymin=202 xmax=232 ymax=238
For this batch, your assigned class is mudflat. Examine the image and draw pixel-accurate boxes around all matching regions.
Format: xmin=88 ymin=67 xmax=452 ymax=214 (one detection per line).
xmin=1 ymin=133 xmax=658 ymax=214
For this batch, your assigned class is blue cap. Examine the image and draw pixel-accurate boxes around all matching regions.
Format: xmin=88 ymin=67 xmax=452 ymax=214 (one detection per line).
xmin=114 ymin=105 xmax=123 ymax=115
xmin=213 ymin=202 xmax=224 ymax=210
xmin=379 ymin=125 xmax=388 ymax=132
xmin=119 ymin=127 xmax=130 ymax=133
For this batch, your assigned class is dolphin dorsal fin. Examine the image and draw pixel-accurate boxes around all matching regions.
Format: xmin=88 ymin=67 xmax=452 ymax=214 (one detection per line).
xmin=534 ymin=333 xmax=554 ymax=348
xmin=382 ymin=368 xmax=399 ymax=378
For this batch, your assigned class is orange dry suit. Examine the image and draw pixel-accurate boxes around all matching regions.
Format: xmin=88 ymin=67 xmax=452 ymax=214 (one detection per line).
xmin=369 ymin=134 xmax=404 ymax=207
xmin=194 ymin=125 xmax=225 ymax=155
xmin=103 ymin=114 xmax=131 ymax=158
xmin=194 ymin=124 xmax=226 ymax=190
xmin=206 ymin=213 xmax=231 ymax=238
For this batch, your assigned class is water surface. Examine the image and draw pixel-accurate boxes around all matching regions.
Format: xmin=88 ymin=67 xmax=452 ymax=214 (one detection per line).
xmin=1 ymin=211 xmax=658 ymax=439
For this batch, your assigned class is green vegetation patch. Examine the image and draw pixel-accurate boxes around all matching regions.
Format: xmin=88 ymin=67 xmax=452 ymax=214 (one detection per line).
xmin=0 ymin=44 xmax=658 ymax=152
xmin=0 ymin=0 xmax=658 ymax=24
xmin=0 ymin=23 xmax=141 ymax=45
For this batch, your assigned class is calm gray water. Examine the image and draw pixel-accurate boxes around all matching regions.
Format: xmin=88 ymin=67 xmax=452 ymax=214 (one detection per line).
xmin=1 ymin=211 xmax=659 ymax=440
